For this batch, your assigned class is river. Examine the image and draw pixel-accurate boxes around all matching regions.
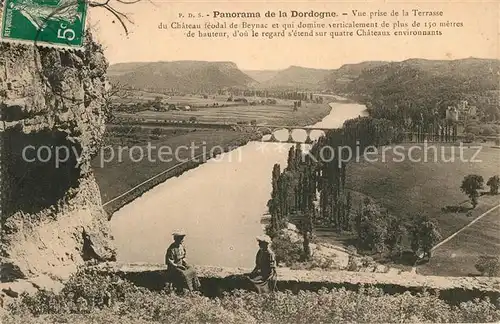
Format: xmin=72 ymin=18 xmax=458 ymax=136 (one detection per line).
xmin=110 ymin=100 xmax=367 ymax=268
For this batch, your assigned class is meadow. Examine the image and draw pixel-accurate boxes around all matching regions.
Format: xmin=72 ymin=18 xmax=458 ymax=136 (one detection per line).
xmin=112 ymin=90 xmax=331 ymax=126
xmin=112 ymin=90 xmax=235 ymax=106
xmin=419 ymin=207 xmax=500 ymax=276
xmin=116 ymin=101 xmax=330 ymax=126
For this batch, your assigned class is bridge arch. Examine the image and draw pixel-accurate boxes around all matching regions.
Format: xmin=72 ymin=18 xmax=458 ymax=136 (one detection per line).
xmin=241 ymin=125 xmax=332 ymax=144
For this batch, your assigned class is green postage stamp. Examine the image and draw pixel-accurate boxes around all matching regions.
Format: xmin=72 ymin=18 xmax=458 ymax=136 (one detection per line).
xmin=0 ymin=0 xmax=87 ymax=49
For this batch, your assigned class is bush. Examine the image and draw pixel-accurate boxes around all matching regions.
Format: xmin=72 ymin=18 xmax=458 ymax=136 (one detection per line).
xmin=271 ymin=235 xmax=303 ymax=266
xmin=8 ymin=269 xmax=144 ymax=316
xmin=4 ymin=270 xmax=500 ymax=323
xmin=486 ymin=175 xmax=500 ymax=195
xmin=480 ymin=125 xmax=495 ymax=136
xmin=151 ymin=128 xmax=163 ymax=136
xmin=464 ymin=133 xmax=476 ymax=143
xmin=465 ymin=125 xmax=481 ymax=135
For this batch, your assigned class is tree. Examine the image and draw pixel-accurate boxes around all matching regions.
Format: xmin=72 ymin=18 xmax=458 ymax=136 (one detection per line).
xmin=419 ymin=219 xmax=442 ymax=259
xmin=354 ymin=201 xmax=388 ymax=253
xmin=460 ymin=174 xmax=484 ymax=208
xmin=294 ymin=211 xmax=314 ymax=261
xmin=486 ymin=175 xmax=500 ymax=195
xmin=152 ymin=96 xmax=163 ymax=110
xmin=267 ymin=164 xmax=283 ymax=236
xmin=410 ymin=216 xmax=442 ymax=260
xmin=151 ymin=128 xmax=162 ymax=136
xmin=286 ymin=146 xmax=296 ymax=172
xmin=385 ymin=215 xmax=407 ymax=258
xmin=189 ymin=116 xmax=197 ymax=123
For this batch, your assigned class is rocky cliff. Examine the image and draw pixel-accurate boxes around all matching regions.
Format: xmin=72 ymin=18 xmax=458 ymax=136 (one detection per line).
xmin=0 ymin=35 xmax=116 ymax=284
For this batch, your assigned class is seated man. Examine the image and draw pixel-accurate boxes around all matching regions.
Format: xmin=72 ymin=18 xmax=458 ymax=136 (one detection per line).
xmin=246 ymin=235 xmax=277 ymax=293
xmin=165 ymin=231 xmax=200 ymax=292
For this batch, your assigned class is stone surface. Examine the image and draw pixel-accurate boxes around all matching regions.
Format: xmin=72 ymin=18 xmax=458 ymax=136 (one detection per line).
xmin=94 ymin=262 xmax=500 ymax=295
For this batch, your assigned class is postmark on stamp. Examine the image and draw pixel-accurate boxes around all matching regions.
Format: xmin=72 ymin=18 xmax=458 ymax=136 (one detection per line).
xmin=0 ymin=0 xmax=87 ymax=50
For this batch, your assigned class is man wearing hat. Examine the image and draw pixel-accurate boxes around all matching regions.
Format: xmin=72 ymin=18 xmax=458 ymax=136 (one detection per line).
xmin=246 ymin=234 xmax=277 ymax=293
xmin=165 ymin=231 xmax=200 ymax=292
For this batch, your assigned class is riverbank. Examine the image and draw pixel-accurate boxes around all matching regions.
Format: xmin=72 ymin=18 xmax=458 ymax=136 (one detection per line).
xmin=94 ymin=130 xmax=262 ymax=215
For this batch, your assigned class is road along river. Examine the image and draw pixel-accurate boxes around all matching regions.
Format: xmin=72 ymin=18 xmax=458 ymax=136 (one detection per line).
xmin=110 ymin=100 xmax=367 ymax=268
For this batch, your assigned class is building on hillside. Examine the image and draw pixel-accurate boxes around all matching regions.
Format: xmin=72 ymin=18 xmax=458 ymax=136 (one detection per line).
xmin=457 ymin=100 xmax=469 ymax=111
xmin=467 ymin=105 xmax=477 ymax=117
xmin=456 ymin=100 xmax=478 ymax=121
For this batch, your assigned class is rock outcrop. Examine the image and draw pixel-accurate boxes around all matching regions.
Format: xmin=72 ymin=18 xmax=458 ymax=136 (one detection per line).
xmin=0 ymin=35 xmax=116 ymax=285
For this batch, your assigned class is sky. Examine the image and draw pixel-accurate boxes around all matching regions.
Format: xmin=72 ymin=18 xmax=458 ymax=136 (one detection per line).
xmin=89 ymin=0 xmax=499 ymax=70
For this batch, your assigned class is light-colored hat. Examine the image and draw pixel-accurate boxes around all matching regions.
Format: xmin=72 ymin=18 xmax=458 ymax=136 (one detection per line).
xmin=256 ymin=235 xmax=272 ymax=244
xmin=172 ymin=230 xmax=186 ymax=237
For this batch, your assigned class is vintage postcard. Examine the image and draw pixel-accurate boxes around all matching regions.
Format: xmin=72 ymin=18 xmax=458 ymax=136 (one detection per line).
xmin=0 ymin=0 xmax=499 ymax=323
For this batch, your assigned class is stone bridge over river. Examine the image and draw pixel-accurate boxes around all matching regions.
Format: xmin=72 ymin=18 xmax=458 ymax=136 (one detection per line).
xmin=115 ymin=119 xmax=500 ymax=145
xmin=233 ymin=125 xmax=332 ymax=144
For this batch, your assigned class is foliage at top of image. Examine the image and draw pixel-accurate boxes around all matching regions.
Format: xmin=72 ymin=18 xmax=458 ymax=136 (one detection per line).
xmin=3 ymin=270 xmax=500 ymax=323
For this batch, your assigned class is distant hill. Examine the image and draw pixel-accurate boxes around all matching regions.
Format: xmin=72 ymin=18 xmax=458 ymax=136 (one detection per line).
xmin=325 ymin=61 xmax=388 ymax=92
xmin=243 ymin=70 xmax=280 ymax=83
xmin=334 ymin=57 xmax=500 ymax=124
xmin=108 ymin=61 xmax=257 ymax=93
xmin=259 ymin=66 xmax=333 ymax=90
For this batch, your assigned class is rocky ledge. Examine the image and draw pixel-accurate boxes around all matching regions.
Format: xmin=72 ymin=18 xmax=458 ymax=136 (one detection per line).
xmin=1 ymin=35 xmax=116 ymax=283
xmin=93 ymin=262 xmax=500 ymax=303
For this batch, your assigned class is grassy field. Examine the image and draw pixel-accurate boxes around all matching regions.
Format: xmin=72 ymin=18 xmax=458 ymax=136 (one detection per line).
xmin=342 ymin=143 xmax=500 ymax=276
xmin=103 ymin=125 xmax=192 ymax=146
xmin=419 ymin=206 xmax=500 ymax=276
xmin=112 ymin=90 xmax=235 ymax=106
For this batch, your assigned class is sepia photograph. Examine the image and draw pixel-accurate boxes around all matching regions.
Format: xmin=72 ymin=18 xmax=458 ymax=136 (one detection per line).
xmin=0 ymin=0 xmax=499 ymax=323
